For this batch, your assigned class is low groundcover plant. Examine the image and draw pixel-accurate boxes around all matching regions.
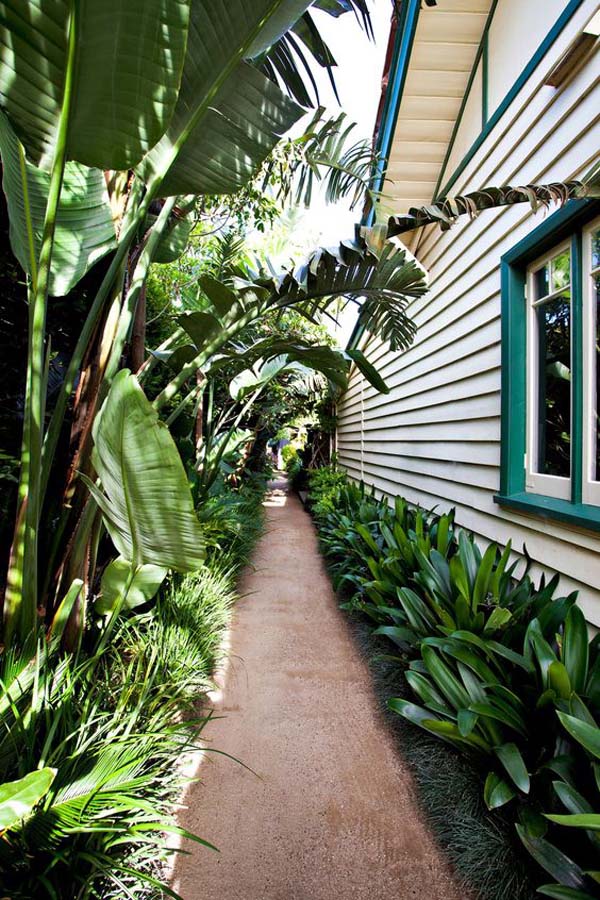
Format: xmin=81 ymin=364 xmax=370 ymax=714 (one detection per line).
xmin=307 ymin=465 xmax=600 ymax=900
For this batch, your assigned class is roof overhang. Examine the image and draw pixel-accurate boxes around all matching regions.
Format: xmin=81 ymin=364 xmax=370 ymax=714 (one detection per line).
xmin=378 ymin=0 xmax=494 ymax=217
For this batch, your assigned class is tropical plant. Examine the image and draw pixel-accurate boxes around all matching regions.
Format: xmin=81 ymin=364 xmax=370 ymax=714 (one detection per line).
xmin=0 ymin=0 xmax=419 ymax=648
xmin=0 ymin=465 xmax=267 ymax=898
xmin=384 ymin=175 xmax=600 ymax=237
xmin=309 ymin=465 xmax=600 ymax=897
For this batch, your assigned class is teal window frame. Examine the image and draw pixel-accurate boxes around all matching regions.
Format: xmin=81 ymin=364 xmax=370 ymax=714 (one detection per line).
xmin=495 ymin=198 xmax=600 ymax=531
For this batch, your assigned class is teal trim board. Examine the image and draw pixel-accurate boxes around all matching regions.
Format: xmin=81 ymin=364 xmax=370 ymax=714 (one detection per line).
xmin=433 ymin=0 xmax=498 ymax=201
xmin=347 ymin=1 xmax=421 ymax=351
xmin=571 ymin=230 xmax=584 ymax=505
xmin=370 ymin=0 xmax=420 ymax=206
xmin=494 ymin=492 xmax=600 ymax=532
xmin=437 ymin=0 xmax=587 ymax=200
xmin=481 ymin=31 xmax=489 ymax=127
xmin=496 ymin=198 xmax=600 ymax=530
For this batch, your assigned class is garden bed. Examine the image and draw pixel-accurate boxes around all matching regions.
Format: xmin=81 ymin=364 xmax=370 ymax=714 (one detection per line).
xmin=306 ymin=465 xmax=600 ymax=900
xmin=0 ymin=473 xmax=267 ymax=899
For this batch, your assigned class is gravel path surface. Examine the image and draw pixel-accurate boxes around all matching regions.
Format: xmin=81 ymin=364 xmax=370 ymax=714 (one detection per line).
xmin=171 ymin=476 xmax=465 ymax=900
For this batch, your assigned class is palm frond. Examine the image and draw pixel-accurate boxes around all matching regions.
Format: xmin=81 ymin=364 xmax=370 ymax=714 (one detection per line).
xmin=263 ymin=109 xmax=382 ymax=211
xmin=244 ymin=236 xmax=428 ymax=352
xmin=153 ymin=235 xmax=428 ymax=410
xmin=386 ymin=179 xmax=596 ymax=237
xmin=210 ymin=231 xmax=249 ymax=282
xmin=258 ymin=2 xmax=373 ymax=107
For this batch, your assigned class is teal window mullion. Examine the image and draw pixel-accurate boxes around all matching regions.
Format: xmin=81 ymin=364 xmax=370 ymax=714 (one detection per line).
xmin=500 ymin=261 xmax=527 ymax=495
xmin=482 ymin=32 xmax=488 ymax=126
xmin=571 ymin=231 xmax=584 ymax=504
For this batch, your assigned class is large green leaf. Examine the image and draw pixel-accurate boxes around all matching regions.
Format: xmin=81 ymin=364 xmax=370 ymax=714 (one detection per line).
xmin=154 ymin=240 xmax=430 ymax=411
xmin=228 ymin=347 xmax=352 ymax=401
xmin=469 ymin=701 xmax=528 ymax=737
xmin=538 ymin=888 xmax=597 ymax=900
xmin=346 ymin=348 xmax=389 ymax=393
xmin=0 ymin=768 xmax=56 ymax=830
xmin=178 ymin=311 xmax=224 ymax=352
xmin=483 ymin=771 xmax=516 ymax=809
xmin=421 ymin=645 xmax=471 ymax=711
xmin=545 ymin=814 xmax=600 ymax=830
xmin=425 ymin=718 xmax=491 ymax=752
xmin=153 ymin=211 xmax=195 ymax=265
xmin=526 ymin=618 xmax=558 ymax=688
xmin=271 ymin=241 xmax=427 ymax=353
xmin=198 ymin=275 xmax=239 ymax=318
xmin=549 ymin=661 xmax=573 ymax=700
xmin=494 ymin=742 xmax=530 ymax=793
xmin=139 ymin=0 xmax=307 ymax=197
xmin=558 ymin=712 xmax=600 ymax=760
xmin=96 ymin=557 xmax=168 ymax=615
xmin=553 ymin=780 xmax=594 ymax=816
xmin=281 ymin=346 xmax=350 ymax=391
xmin=0 ymin=111 xmax=116 ymax=295
xmin=516 ymin=826 xmax=588 ymax=890
xmin=563 ymin=605 xmax=589 ymax=695
xmin=246 ymin=0 xmax=315 ymax=56
xmin=82 ymin=370 xmax=205 ymax=571
xmin=0 ymin=0 xmax=191 ymax=170
xmin=229 ymin=357 xmax=288 ymax=401
xmin=388 ymin=698 xmax=442 ymax=730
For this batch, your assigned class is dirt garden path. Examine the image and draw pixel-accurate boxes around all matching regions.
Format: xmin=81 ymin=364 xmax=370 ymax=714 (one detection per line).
xmin=170 ymin=476 xmax=465 ymax=900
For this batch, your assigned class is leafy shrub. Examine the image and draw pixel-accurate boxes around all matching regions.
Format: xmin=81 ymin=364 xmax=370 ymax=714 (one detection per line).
xmin=308 ymin=464 xmax=356 ymax=519
xmin=196 ymin=470 xmax=267 ymax=570
xmin=281 ymin=444 xmax=306 ymax=490
xmin=310 ymin=465 xmax=600 ymax=899
xmin=287 ymin=454 xmax=304 ymax=488
xmin=281 ymin=443 xmax=298 ymax=469
xmin=0 ymin=634 xmax=208 ymax=898
xmin=0 ymin=475 xmax=266 ymax=898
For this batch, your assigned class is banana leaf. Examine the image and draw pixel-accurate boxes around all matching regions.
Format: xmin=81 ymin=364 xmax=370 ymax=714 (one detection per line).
xmin=139 ymin=0 xmax=308 ymax=197
xmin=81 ymin=370 xmax=205 ymax=572
xmin=0 ymin=0 xmax=191 ymax=170
xmin=97 ymin=558 xmax=169 ymax=615
xmin=0 ymin=111 xmax=116 ymax=296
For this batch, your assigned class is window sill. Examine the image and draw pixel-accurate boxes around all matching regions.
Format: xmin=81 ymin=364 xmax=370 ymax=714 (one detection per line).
xmin=494 ymin=492 xmax=600 ymax=533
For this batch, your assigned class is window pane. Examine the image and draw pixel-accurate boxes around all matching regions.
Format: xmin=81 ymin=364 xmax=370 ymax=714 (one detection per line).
xmin=592 ymin=228 xmax=600 ymax=270
xmin=534 ymin=263 xmax=549 ymax=300
xmin=595 ymin=272 xmax=600 ymax=482
xmin=552 ymin=249 xmax=571 ymax=292
xmin=536 ymin=293 xmax=571 ymax=477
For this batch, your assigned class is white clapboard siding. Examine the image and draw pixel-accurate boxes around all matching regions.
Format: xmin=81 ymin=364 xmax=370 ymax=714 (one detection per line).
xmin=486 ymin=0 xmax=576 ymax=115
xmin=337 ymin=2 xmax=600 ymax=623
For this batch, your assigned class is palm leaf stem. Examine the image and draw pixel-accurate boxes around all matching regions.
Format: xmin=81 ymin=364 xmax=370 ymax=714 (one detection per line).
xmin=41 ymin=177 xmax=147 ymax=504
xmin=5 ymin=2 xmax=77 ymax=642
xmin=104 ymin=197 xmax=178 ymax=384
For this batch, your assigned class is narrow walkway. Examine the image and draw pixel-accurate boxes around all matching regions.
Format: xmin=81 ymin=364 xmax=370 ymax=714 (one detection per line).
xmin=171 ymin=477 xmax=464 ymax=900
